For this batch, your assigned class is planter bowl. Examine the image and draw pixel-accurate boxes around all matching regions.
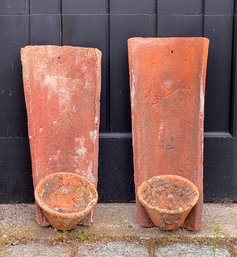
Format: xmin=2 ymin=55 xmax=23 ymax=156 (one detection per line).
xmin=35 ymin=172 xmax=98 ymax=231
xmin=137 ymin=175 xmax=199 ymax=230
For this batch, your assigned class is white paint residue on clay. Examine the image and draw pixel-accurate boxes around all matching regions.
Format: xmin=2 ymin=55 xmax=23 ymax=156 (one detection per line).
xmin=131 ymin=68 xmax=136 ymax=110
xmin=43 ymin=75 xmax=80 ymax=109
xmin=77 ymin=148 xmax=87 ymax=158
xmin=49 ymin=150 xmax=61 ymax=162
xmin=86 ymin=161 xmax=96 ymax=183
xmin=75 ymin=137 xmax=87 ymax=158
xmin=158 ymin=123 xmax=164 ymax=140
xmin=199 ymin=76 xmax=205 ymax=155
xmin=200 ymin=78 xmax=204 ymax=114
xmin=89 ymin=130 xmax=97 ymax=143
xmin=75 ymin=137 xmax=80 ymax=143
xmin=163 ymin=80 xmax=173 ymax=89
xmin=74 ymin=161 xmax=96 ymax=184
xmin=72 ymin=106 xmax=77 ymax=113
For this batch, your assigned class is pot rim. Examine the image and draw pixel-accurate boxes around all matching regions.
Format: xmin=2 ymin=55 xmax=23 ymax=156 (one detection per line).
xmin=34 ymin=172 xmax=98 ymax=219
xmin=137 ymin=175 xmax=199 ymax=215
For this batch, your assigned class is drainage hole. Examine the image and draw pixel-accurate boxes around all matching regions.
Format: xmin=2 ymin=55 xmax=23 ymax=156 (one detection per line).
xmin=170 ymin=50 xmax=174 ymax=54
xmin=62 ymin=188 xmax=68 ymax=194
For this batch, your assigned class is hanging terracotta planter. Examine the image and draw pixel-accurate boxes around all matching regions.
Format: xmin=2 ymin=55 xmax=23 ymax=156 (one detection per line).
xmin=35 ymin=172 xmax=98 ymax=231
xmin=137 ymin=175 xmax=199 ymax=230
xmin=128 ymin=37 xmax=209 ymax=231
xmin=21 ymin=46 xmax=101 ymax=227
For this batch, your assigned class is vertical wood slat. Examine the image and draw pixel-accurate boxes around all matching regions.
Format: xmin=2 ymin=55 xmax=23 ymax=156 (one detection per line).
xmin=0 ymin=138 xmax=34 ymax=203
xmin=30 ymin=0 xmax=61 ymax=14
xmin=157 ymin=15 xmax=202 ymax=37
xmin=157 ymin=0 xmax=202 ymax=14
xmin=98 ymin=136 xmax=134 ymax=202
xmin=204 ymin=15 xmax=233 ymax=132
xmin=0 ymin=0 xmax=29 ymax=14
xmin=62 ymin=0 xmax=107 ymax=14
xmin=0 ymin=15 xmax=33 ymax=203
xmin=229 ymin=0 xmax=237 ymax=136
xmin=205 ymin=0 xmax=234 ymax=15
xmin=110 ymin=0 xmax=155 ymax=14
xmin=30 ymin=15 xmax=61 ymax=45
xmin=0 ymin=15 xmax=29 ymax=137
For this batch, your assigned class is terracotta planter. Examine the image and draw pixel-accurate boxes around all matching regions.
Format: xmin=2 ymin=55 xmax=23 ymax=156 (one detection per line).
xmin=128 ymin=37 xmax=209 ymax=231
xmin=21 ymin=46 xmax=101 ymax=226
xmin=35 ymin=172 xmax=98 ymax=231
xmin=137 ymin=175 xmax=199 ymax=230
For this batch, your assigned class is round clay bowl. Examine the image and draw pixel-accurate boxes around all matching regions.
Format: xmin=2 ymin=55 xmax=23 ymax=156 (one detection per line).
xmin=35 ymin=172 xmax=98 ymax=231
xmin=137 ymin=175 xmax=199 ymax=230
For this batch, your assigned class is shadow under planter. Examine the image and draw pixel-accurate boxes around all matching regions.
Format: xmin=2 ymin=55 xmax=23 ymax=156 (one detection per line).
xmin=128 ymin=37 xmax=209 ymax=231
xmin=21 ymin=45 xmax=101 ymax=229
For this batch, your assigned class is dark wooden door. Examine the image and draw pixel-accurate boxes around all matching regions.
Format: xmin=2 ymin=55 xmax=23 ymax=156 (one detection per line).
xmin=0 ymin=0 xmax=236 ymax=203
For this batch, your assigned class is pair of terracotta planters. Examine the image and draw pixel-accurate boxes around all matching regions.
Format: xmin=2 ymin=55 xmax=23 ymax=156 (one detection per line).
xmin=21 ymin=37 xmax=209 ymax=231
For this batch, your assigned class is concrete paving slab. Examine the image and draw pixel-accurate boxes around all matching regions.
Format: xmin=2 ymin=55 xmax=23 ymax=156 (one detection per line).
xmin=0 ymin=203 xmax=236 ymax=241
xmin=0 ymin=204 xmax=237 ymax=257
xmin=155 ymin=243 xmax=231 ymax=257
xmin=4 ymin=242 xmax=71 ymax=257
xmin=76 ymin=242 xmax=149 ymax=257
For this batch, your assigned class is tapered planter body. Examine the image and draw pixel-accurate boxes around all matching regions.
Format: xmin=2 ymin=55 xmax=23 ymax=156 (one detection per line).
xmin=128 ymin=37 xmax=209 ymax=231
xmin=35 ymin=172 xmax=98 ymax=231
xmin=21 ymin=46 xmax=101 ymax=226
xmin=137 ymin=175 xmax=199 ymax=230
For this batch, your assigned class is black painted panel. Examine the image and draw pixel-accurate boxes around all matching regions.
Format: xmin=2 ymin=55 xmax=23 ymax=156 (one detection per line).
xmin=231 ymin=15 xmax=237 ymax=136
xmin=0 ymin=15 xmax=29 ymax=137
xmin=2 ymin=134 xmax=236 ymax=203
xmin=158 ymin=0 xmax=202 ymax=14
xmin=0 ymin=1 xmax=237 ymax=203
xmin=31 ymin=15 xmax=61 ymax=45
xmin=204 ymin=15 xmax=233 ymax=132
xmin=63 ymin=15 xmax=108 ymax=132
xmin=0 ymin=0 xmax=29 ymax=14
xmin=204 ymin=136 xmax=237 ymax=202
xmin=30 ymin=0 xmax=61 ymax=14
xmin=158 ymin=15 xmax=202 ymax=37
xmin=62 ymin=0 xmax=107 ymax=14
xmin=205 ymin=0 xmax=234 ymax=15
xmin=98 ymin=135 xmax=135 ymax=202
xmin=98 ymin=135 xmax=237 ymax=203
xmin=0 ymin=138 xmax=33 ymax=203
xmin=110 ymin=15 xmax=156 ymax=132
xmin=110 ymin=0 xmax=155 ymax=14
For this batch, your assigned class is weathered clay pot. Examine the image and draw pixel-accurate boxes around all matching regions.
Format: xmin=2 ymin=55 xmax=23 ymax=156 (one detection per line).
xmin=137 ymin=175 xmax=199 ymax=230
xmin=21 ymin=46 xmax=101 ymax=226
xmin=128 ymin=37 xmax=209 ymax=230
xmin=35 ymin=172 xmax=98 ymax=231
